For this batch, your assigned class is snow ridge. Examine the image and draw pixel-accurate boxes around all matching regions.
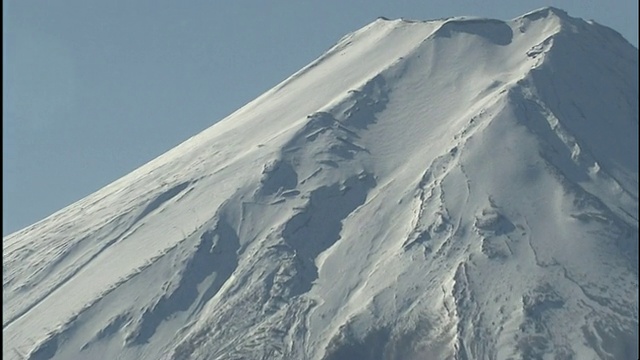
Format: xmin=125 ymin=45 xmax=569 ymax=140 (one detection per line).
xmin=3 ymin=7 xmax=638 ymax=360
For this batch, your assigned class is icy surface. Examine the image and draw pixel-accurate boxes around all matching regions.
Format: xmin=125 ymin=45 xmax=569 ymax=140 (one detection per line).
xmin=3 ymin=7 xmax=638 ymax=360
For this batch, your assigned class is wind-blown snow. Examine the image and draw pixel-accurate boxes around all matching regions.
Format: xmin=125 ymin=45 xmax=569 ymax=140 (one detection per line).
xmin=3 ymin=7 xmax=638 ymax=360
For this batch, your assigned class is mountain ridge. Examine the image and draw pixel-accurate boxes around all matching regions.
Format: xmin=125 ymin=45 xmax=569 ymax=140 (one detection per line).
xmin=3 ymin=8 xmax=638 ymax=360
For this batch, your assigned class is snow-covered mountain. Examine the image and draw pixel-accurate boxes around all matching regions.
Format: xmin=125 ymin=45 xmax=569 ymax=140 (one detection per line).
xmin=3 ymin=7 xmax=638 ymax=360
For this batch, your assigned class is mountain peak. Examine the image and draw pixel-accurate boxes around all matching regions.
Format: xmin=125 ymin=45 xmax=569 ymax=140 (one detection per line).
xmin=376 ymin=6 xmax=574 ymax=27
xmin=3 ymin=8 xmax=638 ymax=360
xmin=518 ymin=6 xmax=571 ymax=21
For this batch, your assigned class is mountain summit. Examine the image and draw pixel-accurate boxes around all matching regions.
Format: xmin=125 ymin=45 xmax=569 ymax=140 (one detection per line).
xmin=3 ymin=8 xmax=638 ymax=360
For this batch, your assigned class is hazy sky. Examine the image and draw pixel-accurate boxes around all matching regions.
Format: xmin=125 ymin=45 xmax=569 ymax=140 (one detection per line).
xmin=3 ymin=1 xmax=638 ymax=235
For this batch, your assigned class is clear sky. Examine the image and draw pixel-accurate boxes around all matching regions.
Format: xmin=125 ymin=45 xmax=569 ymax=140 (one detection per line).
xmin=3 ymin=1 xmax=638 ymax=235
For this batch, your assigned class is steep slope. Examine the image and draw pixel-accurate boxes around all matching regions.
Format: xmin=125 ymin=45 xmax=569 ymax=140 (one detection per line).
xmin=3 ymin=7 xmax=638 ymax=360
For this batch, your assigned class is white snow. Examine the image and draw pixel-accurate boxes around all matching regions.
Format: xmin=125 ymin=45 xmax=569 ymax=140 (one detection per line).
xmin=3 ymin=7 xmax=638 ymax=360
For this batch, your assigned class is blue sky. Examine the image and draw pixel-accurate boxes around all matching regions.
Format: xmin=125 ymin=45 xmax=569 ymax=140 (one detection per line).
xmin=3 ymin=1 xmax=638 ymax=235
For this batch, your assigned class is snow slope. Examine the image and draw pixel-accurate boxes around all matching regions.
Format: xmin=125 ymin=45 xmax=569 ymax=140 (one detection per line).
xmin=3 ymin=7 xmax=638 ymax=360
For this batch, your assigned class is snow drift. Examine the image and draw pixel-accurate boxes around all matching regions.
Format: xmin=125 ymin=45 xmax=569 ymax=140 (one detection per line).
xmin=3 ymin=7 xmax=638 ymax=360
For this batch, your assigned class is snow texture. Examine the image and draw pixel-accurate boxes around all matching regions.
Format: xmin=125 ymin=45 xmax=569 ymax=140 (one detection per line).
xmin=3 ymin=7 xmax=638 ymax=360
